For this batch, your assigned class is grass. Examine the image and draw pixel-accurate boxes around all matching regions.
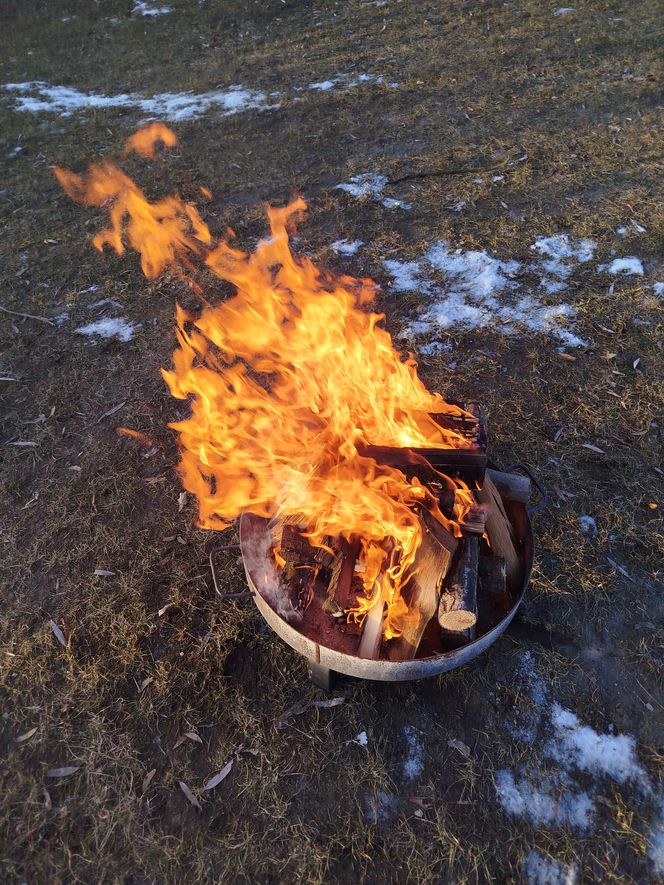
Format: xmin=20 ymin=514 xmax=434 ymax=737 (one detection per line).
xmin=1 ymin=1 xmax=663 ymax=882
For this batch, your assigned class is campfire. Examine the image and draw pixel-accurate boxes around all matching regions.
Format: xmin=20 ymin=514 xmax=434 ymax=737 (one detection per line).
xmin=56 ymin=124 xmax=538 ymax=683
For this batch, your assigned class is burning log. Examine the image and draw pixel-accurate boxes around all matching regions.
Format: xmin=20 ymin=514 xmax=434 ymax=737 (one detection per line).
xmin=358 ymin=443 xmax=486 ymax=484
xmin=358 ymin=583 xmax=386 ymax=659
xmin=475 ymin=474 xmax=521 ymax=590
xmin=388 ymin=515 xmax=457 ymax=661
xmin=438 ymin=509 xmax=485 ymax=632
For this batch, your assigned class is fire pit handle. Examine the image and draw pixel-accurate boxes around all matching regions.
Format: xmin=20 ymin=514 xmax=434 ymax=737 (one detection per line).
xmin=503 ymin=463 xmax=548 ymax=516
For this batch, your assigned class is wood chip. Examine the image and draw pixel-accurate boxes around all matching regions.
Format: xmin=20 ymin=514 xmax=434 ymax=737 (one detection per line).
xmin=178 ymin=780 xmax=201 ymax=809
xmin=46 ymin=766 xmax=79 ymax=778
xmin=203 ymin=760 xmax=233 ymax=791
xmin=141 ymin=768 xmax=156 ymax=794
xmin=178 ymin=491 xmax=188 ymax=512
xmin=16 ymin=726 xmax=38 ymax=743
xmin=48 ymin=620 xmax=67 ymax=647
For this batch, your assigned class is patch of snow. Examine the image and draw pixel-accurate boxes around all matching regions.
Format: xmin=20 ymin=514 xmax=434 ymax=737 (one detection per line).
xmin=385 ymin=241 xmax=585 ymax=348
xmin=578 ymin=515 xmax=598 ymax=538
xmin=545 ymin=704 xmax=651 ymax=791
xmin=492 ymin=174 xmax=505 ymax=182
xmin=331 ymin=238 xmax=363 ymax=256
xmin=648 ymin=797 xmax=664 ymax=877
xmin=653 ymin=283 xmax=664 ymax=298
xmin=403 ymin=725 xmax=424 ymax=781
xmin=531 ymin=234 xmax=596 ymax=264
xmin=133 ymin=1 xmax=172 ymax=16
xmin=51 ymin=313 xmax=69 ymax=327
xmin=554 ymin=7 xmax=576 ymax=15
xmin=449 ymin=200 xmax=467 ymax=212
xmin=354 ymin=730 xmax=368 ymax=746
xmin=307 ymin=72 xmax=396 ymax=93
xmin=495 ymin=769 xmax=594 ymax=829
xmin=523 ymin=850 xmax=579 ymax=885
xmin=3 ymin=81 xmax=276 ymax=122
xmin=508 ymin=651 xmax=549 ymax=742
xmin=336 ymin=173 xmax=410 ymax=209
xmin=309 ymin=80 xmax=336 ymax=91
xmin=598 ymin=257 xmax=644 ymax=275
xmin=7 ymin=145 xmax=23 ymax=157
xmin=75 ymin=317 xmax=138 ymax=342
xmin=617 ymin=219 xmax=647 ymax=236
xmin=417 ymin=341 xmax=450 ymax=356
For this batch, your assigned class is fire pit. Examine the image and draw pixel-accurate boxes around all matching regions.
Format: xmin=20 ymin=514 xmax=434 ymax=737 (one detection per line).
xmin=239 ymin=409 xmax=544 ymax=687
xmin=56 ymin=125 xmax=547 ymax=689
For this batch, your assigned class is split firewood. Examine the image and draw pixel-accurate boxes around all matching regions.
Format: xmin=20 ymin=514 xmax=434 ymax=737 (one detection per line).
xmin=438 ymin=508 xmax=485 ymax=632
xmin=358 ymin=582 xmax=387 ymax=659
xmin=389 ymin=516 xmax=457 ymax=661
xmin=475 ymin=474 xmax=521 ymax=590
xmin=331 ymin=537 xmax=361 ymax=610
xmin=486 ymin=469 xmax=531 ymax=505
xmin=440 ymin=623 xmax=475 ymax=650
xmin=478 ymin=555 xmax=507 ymax=595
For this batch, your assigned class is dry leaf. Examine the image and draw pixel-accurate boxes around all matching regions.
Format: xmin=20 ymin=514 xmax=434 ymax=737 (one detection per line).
xmin=46 ymin=765 xmax=79 ymax=778
xmin=447 ymin=738 xmax=471 ymax=758
xmin=141 ymin=768 xmax=156 ymax=794
xmin=312 ymin=696 xmax=346 ymax=709
xmin=97 ymin=401 xmax=126 ymax=422
xmin=94 ymin=569 xmax=115 ymax=577
xmin=138 ymin=676 xmax=154 ymax=693
xmin=48 ymin=620 xmax=67 ymax=647
xmin=274 ymin=699 xmax=312 ymax=729
xmin=558 ymin=352 xmax=576 ymax=361
xmin=157 ymin=602 xmax=176 ymax=617
xmin=633 ymin=357 xmax=641 ymax=369
xmin=178 ymin=780 xmax=201 ymax=809
xmin=203 ymin=760 xmax=233 ymax=791
xmin=16 ymin=726 xmax=38 ymax=744
xmin=607 ymin=558 xmax=634 ymax=583
xmin=178 ymin=491 xmax=188 ymax=512
xmin=174 ymin=731 xmax=202 ymax=749
xmin=582 ymin=443 xmax=605 ymax=454
xmin=43 ymin=788 xmax=51 ymax=809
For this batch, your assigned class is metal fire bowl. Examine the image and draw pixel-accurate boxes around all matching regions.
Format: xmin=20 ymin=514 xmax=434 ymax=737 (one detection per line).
xmin=240 ymin=471 xmax=538 ymax=681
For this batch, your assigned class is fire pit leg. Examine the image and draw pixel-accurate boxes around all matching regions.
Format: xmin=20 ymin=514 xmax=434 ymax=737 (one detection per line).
xmin=307 ymin=660 xmax=336 ymax=691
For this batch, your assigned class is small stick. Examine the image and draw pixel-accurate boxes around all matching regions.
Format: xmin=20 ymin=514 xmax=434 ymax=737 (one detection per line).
xmin=0 ymin=304 xmax=55 ymax=326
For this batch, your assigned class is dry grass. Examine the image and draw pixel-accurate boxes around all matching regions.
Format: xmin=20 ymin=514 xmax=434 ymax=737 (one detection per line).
xmin=1 ymin=1 xmax=663 ymax=882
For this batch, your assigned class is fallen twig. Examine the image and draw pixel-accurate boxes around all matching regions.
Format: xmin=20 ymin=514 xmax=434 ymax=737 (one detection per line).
xmin=0 ymin=304 xmax=55 ymax=326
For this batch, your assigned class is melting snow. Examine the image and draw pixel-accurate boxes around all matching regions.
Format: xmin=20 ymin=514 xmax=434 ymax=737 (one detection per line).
xmin=331 ymin=239 xmax=363 ymax=256
xmin=133 ymin=1 xmax=172 ymax=15
xmin=403 ymin=726 xmax=424 ymax=781
xmin=554 ymin=7 xmax=576 ymax=15
xmin=617 ymin=219 xmax=647 ymax=236
xmin=649 ymin=797 xmax=664 ymax=877
xmin=75 ymin=318 xmax=138 ymax=342
xmin=545 ymin=704 xmax=651 ymax=791
xmin=578 ymin=515 xmax=598 ymax=537
xmin=384 ymin=238 xmax=587 ymax=348
xmin=523 ymin=850 xmax=579 ymax=885
xmin=336 ymin=173 xmax=411 ymax=209
xmin=366 ymin=790 xmax=399 ymax=825
xmin=3 ymin=81 xmax=276 ymax=122
xmin=495 ymin=769 xmax=594 ymax=829
xmin=653 ymin=283 xmax=664 ymax=298
xmin=598 ymin=256 xmax=644 ymax=275
xmin=354 ymin=730 xmax=368 ymax=746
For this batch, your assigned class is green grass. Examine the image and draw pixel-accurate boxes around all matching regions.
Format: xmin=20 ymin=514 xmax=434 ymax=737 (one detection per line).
xmin=1 ymin=1 xmax=663 ymax=882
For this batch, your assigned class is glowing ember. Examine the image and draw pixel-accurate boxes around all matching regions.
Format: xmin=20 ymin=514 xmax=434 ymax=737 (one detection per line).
xmin=55 ymin=125 xmax=479 ymax=640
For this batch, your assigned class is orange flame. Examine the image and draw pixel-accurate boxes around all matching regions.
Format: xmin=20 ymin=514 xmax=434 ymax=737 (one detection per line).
xmin=56 ymin=125 xmax=477 ymax=639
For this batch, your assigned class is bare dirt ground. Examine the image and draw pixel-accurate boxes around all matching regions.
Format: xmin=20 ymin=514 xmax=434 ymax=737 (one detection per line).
xmin=1 ymin=1 xmax=663 ymax=883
